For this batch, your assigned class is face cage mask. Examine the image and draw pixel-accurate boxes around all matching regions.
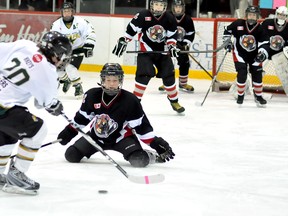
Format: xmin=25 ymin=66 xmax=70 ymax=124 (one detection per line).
xmin=101 ymin=75 xmax=123 ymax=96
xmin=56 ymin=54 xmax=71 ymax=71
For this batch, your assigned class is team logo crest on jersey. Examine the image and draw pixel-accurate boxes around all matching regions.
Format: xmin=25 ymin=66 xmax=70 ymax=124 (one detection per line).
xmin=176 ymin=26 xmax=186 ymax=42
xmin=32 ymin=54 xmax=43 ymax=63
xmin=147 ymin=25 xmax=166 ymax=43
xmin=93 ymin=114 xmax=118 ymax=138
xmin=240 ymin=35 xmax=256 ymax=51
xmin=270 ymin=35 xmax=284 ymax=51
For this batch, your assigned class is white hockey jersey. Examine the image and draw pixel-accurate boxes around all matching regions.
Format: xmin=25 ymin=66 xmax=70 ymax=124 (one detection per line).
xmin=50 ymin=16 xmax=96 ymax=50
xmin=0 ymin=40 xmax=59 ymax=108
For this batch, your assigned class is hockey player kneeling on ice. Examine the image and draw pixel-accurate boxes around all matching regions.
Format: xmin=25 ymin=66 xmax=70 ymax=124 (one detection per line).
xmin=57 ymin=63 xmax=175 ymax=167
xmin=0 ymin=31 xmax=72 ymax=195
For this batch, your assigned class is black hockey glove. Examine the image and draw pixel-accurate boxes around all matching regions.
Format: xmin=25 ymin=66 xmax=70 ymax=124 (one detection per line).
xmin=45 ymin=99 xmax=63 ymax=116
xmin=57 ymin=125 xmax=78 ymax=145
xmin=224 ymin=40 xmax=233 ymax=52
xmin=168 ymin=44 xmax=180 ymax=58
xmin=150 ymin=137 xmax=175 ymax=162
xmin=255 ymin=51 xmax=267 ymax=63
xmin=112 ymin=37 xmax=128 ymax=57
xmin=177 ymin=42 xmax=189 ymax=51
xmin=82 ymin=43 xmax=94 ymax=58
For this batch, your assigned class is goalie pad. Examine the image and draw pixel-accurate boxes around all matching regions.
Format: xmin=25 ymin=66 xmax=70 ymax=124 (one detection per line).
xmin=272 ymin=51 xmax=288 ymax=95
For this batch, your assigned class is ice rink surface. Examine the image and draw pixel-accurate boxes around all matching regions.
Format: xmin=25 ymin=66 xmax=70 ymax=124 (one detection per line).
xmin=1 ymin=72 xmax=288 ymax=216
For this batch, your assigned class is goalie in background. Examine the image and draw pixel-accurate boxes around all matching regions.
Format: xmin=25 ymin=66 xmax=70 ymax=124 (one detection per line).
xmin=223 ymin=5 xmax=267 ymax=106
xmin=51 ymin=2 xmax=97 ymax=98
xmin=255 ymin=6 xmax=288 ymax=95
xmin=0 ymin=31 xmax=71 ymax=195
xmin=57 ymin=63 xmax=175 ymax=168
xmin=158 ymin=0 xmax=196 ymax=93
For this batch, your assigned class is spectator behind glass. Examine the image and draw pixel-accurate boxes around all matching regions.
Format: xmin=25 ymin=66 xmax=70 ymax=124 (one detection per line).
xmin=18 ymin=0 xmax=47 ymax=11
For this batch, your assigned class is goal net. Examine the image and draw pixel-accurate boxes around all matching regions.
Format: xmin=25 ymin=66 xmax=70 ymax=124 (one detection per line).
xmin=212 ymin=18 xmax=284 ymax=93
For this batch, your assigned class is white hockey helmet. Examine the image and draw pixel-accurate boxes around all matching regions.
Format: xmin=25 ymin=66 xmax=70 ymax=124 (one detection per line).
xmin=275 ymin=6 xmax=288 ymax=26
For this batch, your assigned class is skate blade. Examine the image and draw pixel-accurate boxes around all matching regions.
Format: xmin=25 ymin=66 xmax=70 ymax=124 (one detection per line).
xmin=179 ymin=88 xmax=194 ymax=93
xmin=2 ymin=184 xmax=38 ymax=195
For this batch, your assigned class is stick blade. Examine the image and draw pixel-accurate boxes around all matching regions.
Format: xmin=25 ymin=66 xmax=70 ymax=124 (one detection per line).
xmin=128 ymin=174 xmax=165 ymax=184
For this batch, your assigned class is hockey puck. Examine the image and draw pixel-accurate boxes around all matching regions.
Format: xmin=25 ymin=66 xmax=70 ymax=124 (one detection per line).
xmin=98 ymin=190 xmax=108 ymax=194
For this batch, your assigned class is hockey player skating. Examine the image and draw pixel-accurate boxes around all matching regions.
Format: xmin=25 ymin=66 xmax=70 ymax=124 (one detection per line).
xmin=112 ymin=0 xmax=185 ymax=113
xmin=255 ymin=6 xmax=288 ymax=95
xmin=57 ymin=63 xmax=175 ymax=167
xmin=51 ymin=2 xmax=97 ymax=98
xmin=223 ymin=5 xmax=267 ymax=107
xmin=0 ymin=31 xmax=72 ymax=195
xmin=159 ymin=0 xmax=196 ymax=92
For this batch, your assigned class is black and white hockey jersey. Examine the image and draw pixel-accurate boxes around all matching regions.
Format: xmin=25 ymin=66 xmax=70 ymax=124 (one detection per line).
xmin=223 ymin=19 xmax=262 ymax=63
xmin=72 ymin=88 xmax=155 ymax=146
xmin=172 ymin=12 xmax=195 ymax=46
xmin=124 ymin=9 xmax=178 ymax=51
xmin=258 ymin=18 xmax=288 ymax=59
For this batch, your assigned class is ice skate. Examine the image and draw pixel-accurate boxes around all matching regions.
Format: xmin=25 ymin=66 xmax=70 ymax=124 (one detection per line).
xmin=158 ymin=85 xmax=165 ymax=91
xmin=179 ymin=83 xmax=194 ymax=92
xmin=144 ymin=150 xmax=163 ymax=164
xmin=236 ymin=95 xmax=244 ymax=105
xmin=254 ymin=94 xmax=267 ymax=108
xmin=2 ymin=160 xmax=40 ymax=195
xmin=169 ymin=99 xmax=185 ymax=113
xmin=60 ymin=79 xmax=72 ymax=93
xmin=74 ymin=83 xmax=84 ymax=98
xmin=0 ymin=174 xmax=6 ymax=187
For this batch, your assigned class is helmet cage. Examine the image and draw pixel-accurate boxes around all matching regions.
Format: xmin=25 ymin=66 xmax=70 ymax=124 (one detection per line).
xmin=150 ymin=0 xmax=167 ymax=17
xmin=172 ymin=0 xmax=185 ymax=17
xmin=245 ymin=6 xmax=260 ymax=25
xmin=275 ymin=6 xmax=288 ymax=26
xmin=100 ymin=63 xmax=124 ymax=96
xmin=61 ymin=2 xmax=75 ymax=22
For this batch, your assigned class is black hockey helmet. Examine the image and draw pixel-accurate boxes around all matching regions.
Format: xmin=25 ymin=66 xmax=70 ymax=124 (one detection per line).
xmin=100 ymin=63 xmax=124 ymax=96
xmin=150 ymin=0 xmax=168 ymax=17
xmin=245 ymin=5 xmax=260 ymax=25
xmin=61 ymin=2 xmax=75 ymax=22
xmin=171 ymin=0 xmax=185 ymax=17
xmin=38 ymin=31 xmax=72 ymax=70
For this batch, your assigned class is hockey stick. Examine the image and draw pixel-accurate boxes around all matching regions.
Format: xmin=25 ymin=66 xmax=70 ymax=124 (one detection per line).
xmin=195 ymin=50 xmax=229 ymax=106
xmin=188 ymin=53 xmax=213 ymax=79
xmin=60 ymin=111 xmax=165 ymax=184
xmin=10 ymin=139 xmax=62 ymax=159
xmin=126 ymin=40 xmax=229 ymax=54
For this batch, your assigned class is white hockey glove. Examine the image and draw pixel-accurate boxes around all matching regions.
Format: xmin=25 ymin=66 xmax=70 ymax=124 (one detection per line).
xmin=168 ymin=44 xmax=180 ymax=58
xmin=112 ymin=37 xmax=128 ymax=57
xmin=45 ymin=99 xmax=63 ymax=116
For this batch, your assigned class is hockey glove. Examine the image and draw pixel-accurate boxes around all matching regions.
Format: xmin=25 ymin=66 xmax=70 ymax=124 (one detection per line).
xmin=177 ymin=42 xmax=190 ymax=51
xmin=224 ymin=40 xmax=233 ymax=52
xmin=45 ymin=99 xmax=63 ymax=116
xmin=57 ymin=125 xmax=78 ymax=145
xmin=255 ymin=51 xmax=267 ymax=63
xmin=112 ymin=37 xmax=128 ymax=57
xmin=150 ymin=137 xmax=175 ymax=162
xmin=82 ymin=43 xmax=94 ymax=58
xmin=168 ymin=44 xmax=180 ymax=58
